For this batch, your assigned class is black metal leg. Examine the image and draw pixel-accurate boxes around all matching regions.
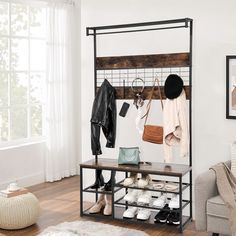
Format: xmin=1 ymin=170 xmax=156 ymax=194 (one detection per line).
xmin=125 ymin=171 xmax=128 ymax=210
xmin=111 ymin=170 xmax=116 ymax=219
xmin=179 ymin=176 xmax=183 ymax=233
xmin=189 ymin=170 xmax=192 ymax=220
xmin=80 ymin=166 xmax=83 ymax=217
xmin=212 ymin=233 xmax=219 ymax=236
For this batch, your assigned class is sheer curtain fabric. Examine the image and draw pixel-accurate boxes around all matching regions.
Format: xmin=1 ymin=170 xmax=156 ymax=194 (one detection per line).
xmin=45 ymin=1 xmax=77 ymax=182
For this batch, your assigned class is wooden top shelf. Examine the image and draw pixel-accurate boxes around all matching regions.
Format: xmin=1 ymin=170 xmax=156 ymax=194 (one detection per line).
xmin=80 ymin=158 xmax=192 ymax=177
xmin=96 ymin=53 xmax=190 ymax=70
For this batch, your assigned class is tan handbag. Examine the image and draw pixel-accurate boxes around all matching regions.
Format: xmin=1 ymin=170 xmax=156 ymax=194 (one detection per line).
xmin=142 ymin=78 xmax=164 ymax=144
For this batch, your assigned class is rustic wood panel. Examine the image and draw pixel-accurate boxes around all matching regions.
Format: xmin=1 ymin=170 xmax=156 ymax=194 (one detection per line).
xmin=96 ymin=86 xmax=190 ymax=100
xmin=96 ymin=53 xmax=190 ymax=70
xmin=81 ymin=158 xmax=192 ymax=177
xmin=0 ymin=176 xmax=210 ymax=236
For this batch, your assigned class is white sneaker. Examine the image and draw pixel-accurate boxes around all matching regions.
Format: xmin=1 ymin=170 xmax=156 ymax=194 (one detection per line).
xmin=137 ymin=208 xmax=151 ymax=220
xmin=137 ymin=191 xmax=152 ymax=205
xmin=123 ymin=173 xmax=137 ymax=186
xmin=169 ymin=194 xmax=180 ymax=209
xmin=123 ymin=177 xmax=135 ymax=186
xmin=123 ymin=189 xmax=141 ymax=203
xmin=123 ymin=207 xmax=138 ymax=219
xmin=137 ymin=174 xmax=151 ymax=188
xmin=152 ymin=194 xmax=167 ymax=208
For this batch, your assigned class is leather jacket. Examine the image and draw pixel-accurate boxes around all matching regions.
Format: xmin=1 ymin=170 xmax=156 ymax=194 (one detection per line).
xmin=90 ymin=79 xmax=116 ymax=155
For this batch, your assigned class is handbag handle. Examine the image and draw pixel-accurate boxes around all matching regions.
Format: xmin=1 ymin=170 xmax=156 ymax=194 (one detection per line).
xmin=142 ymin=78 xmax=163 ymax=125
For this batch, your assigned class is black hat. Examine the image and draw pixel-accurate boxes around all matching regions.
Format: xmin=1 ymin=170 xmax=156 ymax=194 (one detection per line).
xmin=164 ymin=74 xmax=184 ymax=99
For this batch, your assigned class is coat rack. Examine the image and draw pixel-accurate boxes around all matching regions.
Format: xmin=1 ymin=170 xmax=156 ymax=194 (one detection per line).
xmin=86 ymin=18 xmax=193 ymax=227
xmin=87 ymin=18 xmax=192 ymax=101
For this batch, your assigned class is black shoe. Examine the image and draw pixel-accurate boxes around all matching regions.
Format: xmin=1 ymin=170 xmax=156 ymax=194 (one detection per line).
xmin=154 ymin=204 xmax=170 ymax=223
xmin=167 ymin=210 xmax=180 ymax=225
xmin=90 ymin=169 xmax=105 ymax=189
xmin=104 ymin=179 xmax=112 ymax=191
xmin=104 ymin=172 xmax=116 ymax=191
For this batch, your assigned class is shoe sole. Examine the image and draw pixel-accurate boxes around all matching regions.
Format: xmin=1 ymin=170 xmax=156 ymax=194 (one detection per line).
xmin=137 ymin=218 xmax=150 ymax=221
xmin=154 ymin=219 xmax=167 ymax=223
xmin=153 ymin=204 xmax=165 ymax=208
xmin=123 ymin=216 xmax=135 ymax=219
xmin=167 ymin=221 xmax=180 ymax=225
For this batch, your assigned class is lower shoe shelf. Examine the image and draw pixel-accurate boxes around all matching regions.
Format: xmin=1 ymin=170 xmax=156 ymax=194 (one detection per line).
xmin=114 ymin=206 xmax=191 ymax=228
xmin=82 ymin=205 xmax=191 ymax=229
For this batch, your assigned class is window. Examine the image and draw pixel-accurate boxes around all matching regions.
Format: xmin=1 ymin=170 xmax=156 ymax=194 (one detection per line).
xmin=0 ymin=1 xmax=46 ymax=146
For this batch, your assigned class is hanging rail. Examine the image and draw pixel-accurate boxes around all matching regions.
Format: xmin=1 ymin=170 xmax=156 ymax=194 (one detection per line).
xmin=87 ymin=18 xmax=192 ymax=35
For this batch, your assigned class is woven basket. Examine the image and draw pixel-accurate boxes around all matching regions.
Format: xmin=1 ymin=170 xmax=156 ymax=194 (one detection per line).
xmin=0 ymin=193 xmax=40 ymax=230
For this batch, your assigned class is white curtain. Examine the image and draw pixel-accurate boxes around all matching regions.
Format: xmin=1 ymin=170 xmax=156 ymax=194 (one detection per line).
xmin=45 ymin=0 xmax=77 ymax=182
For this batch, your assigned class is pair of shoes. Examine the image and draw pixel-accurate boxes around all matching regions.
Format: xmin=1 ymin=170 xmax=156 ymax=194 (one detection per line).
xmin=137 ymin=208 xmax=151 ymax=220
xmin=123 ymin=189 xmax=152 ymax=205
xmin=154 ymin=204 xmax=180 ymax=225
xmin=153 ymin=194 xmax=167 ymax=208
xmin=123 ymin=207 xmax=151 ymax=221
xmin=153 ymin=194 xmax=180 ymax=209
xmin=123 ymin=189 xmax=141 ymax=203
xmin=123 ymin=172 xmax=137 ymax=186
xmin=152 ymin=181 xmax=179 ymax=191
xmin=167 ymin=211 xmax=180 ymax=225
xmin=123 ymin=173 xmax=151 ymax=188
xmin=90 ymin=170 xmax=104 ymax=189
xmin=89 ymin=194 xmax=112 ymax=216
xmin=137 ymin=191 xmax=152 ymax=205
xmin=169 ymin=194 xmax=180 ymax=209
xmin=123 ymin=207 xmax=138 ymax=218
xmin=137 ymin=174 xmax=152 ymax=188
xmin=154 ymin=204 xmax=170 ymax=223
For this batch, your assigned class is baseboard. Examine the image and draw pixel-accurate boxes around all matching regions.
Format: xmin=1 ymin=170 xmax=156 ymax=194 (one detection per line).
xmin=0 ymin=171 xmax=45 ymax=190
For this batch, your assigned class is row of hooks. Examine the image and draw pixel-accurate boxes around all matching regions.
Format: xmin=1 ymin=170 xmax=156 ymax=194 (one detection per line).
xmin=96 ymin=66 xmax=189 ymax=88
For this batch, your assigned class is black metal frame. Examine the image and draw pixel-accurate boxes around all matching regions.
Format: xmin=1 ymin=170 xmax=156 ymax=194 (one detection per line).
xmin=84 ymin=18 xmax=193 ymax=232
xmin=80 ymin=165 xmax=192 ymax=233
xmin=226 ymin=55 xmax=236 ymax=119
xmin=86 ymin=18 xmax=191 ymax=36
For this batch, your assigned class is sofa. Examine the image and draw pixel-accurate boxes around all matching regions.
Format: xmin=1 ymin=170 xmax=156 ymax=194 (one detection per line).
xmin=195 ymin=161 xmax=231 ymax=236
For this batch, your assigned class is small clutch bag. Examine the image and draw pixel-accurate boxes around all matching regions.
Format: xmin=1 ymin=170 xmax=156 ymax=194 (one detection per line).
xmin=118 ymin=147 xmax=140 ymax=165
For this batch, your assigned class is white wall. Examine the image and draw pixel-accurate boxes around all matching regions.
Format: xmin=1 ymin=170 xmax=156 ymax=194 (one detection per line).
xmin=0 ymin=143 xmax=45 ymax=190
xmin=80 ymin=0 xmax=236 ymax=185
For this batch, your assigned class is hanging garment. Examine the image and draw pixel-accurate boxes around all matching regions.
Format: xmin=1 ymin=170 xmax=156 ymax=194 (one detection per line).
xmin=91 ymin=79 xmax=117 ymax=155
xmin=163 ymin=90 xmax=189 ymax=163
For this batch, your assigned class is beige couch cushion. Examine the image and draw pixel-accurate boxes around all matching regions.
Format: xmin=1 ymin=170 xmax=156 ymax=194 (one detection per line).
xmin=207 ymin=195 xmax=229 ymax=219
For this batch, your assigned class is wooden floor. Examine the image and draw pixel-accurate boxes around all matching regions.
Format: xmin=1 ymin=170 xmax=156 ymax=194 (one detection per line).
xmin=0 ymin=176 xmax=211 ymax=236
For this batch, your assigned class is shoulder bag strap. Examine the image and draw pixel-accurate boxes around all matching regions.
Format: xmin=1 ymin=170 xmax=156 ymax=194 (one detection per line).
xmin=142 ymin=78 xmax=163 ymax=125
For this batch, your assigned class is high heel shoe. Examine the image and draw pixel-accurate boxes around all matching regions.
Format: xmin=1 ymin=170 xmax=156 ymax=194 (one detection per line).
xmin=89 ymin=194 xmax=105 ymax=214
xmin=90 ymin=169 xmax=104 ymax=189
xmin=103 ymin=194 xmax=112 ymax=215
